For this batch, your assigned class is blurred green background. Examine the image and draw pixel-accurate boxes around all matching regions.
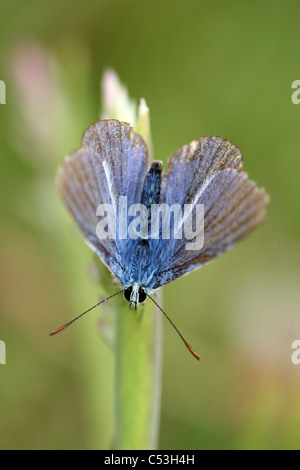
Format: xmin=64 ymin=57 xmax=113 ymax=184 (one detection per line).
xmin=1 ymin=0 xmax=300 ymax=450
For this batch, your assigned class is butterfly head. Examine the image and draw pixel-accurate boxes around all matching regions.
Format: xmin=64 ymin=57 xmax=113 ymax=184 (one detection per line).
xmin=124 ymin=283 xmax=147 ymax=310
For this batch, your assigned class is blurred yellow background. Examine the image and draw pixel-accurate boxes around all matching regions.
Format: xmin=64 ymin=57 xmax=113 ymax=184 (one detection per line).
xmin=0 ymin=0 xmax=300 ymax=450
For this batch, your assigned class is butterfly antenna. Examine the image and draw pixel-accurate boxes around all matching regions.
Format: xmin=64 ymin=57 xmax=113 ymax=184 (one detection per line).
xmin=147 ymin=294 xmax=200 ymax=361
xmin=49 ymin=289 xmax=125 ymax=336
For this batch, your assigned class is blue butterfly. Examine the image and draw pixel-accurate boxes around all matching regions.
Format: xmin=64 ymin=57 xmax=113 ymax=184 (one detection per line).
xmin=51 ymin=120 xmax=269 ymax=358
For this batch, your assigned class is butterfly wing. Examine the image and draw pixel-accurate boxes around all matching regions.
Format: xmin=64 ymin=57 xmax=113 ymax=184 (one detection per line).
xmin=57 ymin=119 xmax=148 ymax=280
xmin=152 ymin=136 xmax=269 ymax=288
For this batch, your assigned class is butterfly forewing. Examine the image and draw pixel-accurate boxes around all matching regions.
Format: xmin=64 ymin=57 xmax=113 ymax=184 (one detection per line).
xmin=58 ymin=124 xmax=269 ymax=291
xmin=57 ymin=120 xmax=148 ymax=280
xmin=160 ymin=136 xmax=243 ymax=207
xmin=153 ymin=136 xmax=269 ymax=288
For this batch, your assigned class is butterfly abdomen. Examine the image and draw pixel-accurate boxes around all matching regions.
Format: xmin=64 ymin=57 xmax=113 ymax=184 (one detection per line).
xmin=141 ymin=161 xmax=162 ymax=212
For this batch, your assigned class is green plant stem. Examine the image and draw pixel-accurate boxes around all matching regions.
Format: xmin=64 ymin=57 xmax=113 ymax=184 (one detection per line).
xmin=100 ymin=80 xmax=163 ymax=449
xmin=115 ymin=295 xmax=162 ymax=449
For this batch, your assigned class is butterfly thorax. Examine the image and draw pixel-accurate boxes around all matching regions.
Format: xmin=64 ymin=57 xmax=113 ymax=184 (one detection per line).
xmin=122 ymin=239 xmax=153 ymax=304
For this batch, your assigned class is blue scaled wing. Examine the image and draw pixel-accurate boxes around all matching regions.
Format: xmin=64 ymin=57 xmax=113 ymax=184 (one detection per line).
xmin=153 ymin=136 xmax=269 ymax=288
xmin=57 ymin=119 xmax=148 ymax=281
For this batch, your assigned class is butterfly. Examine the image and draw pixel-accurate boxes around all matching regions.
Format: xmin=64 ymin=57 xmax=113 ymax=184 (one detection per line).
xmin=50 ymin=119 xmax=269 ymax=359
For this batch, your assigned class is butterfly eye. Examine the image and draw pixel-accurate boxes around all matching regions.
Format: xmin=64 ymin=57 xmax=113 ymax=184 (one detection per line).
xmin=124 ymin=287 xmax=132 ymax=302
xmin=138 ymin=289 xmax=147 ymax=303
